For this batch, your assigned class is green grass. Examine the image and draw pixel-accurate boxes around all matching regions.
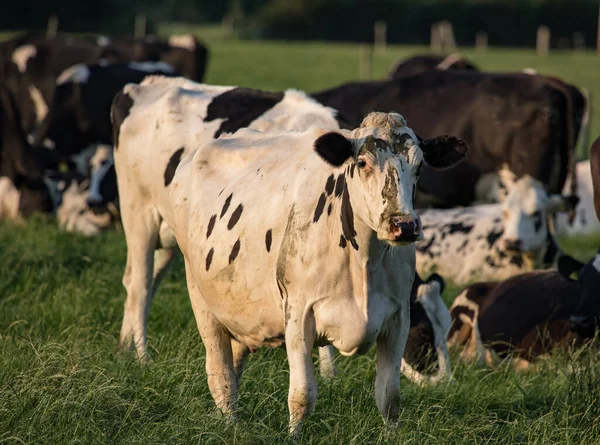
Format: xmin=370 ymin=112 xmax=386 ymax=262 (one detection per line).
xmin=1 ymin=218 xmax=600 ymax=444
xmin=2 ymin=24 xmax=600 ymax=443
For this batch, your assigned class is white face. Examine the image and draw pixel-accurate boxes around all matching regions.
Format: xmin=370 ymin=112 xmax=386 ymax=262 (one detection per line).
xmin=348 ymin=126 xmax=424 ymax=245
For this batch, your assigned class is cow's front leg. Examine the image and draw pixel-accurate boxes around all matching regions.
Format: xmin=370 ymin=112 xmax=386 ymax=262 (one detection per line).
xmin=285 ymin=305 xmax=317 ymax=437
xmin=375 ymin=302 xmax=410 ymax=424
xmin=184 ymin=260 xmax=237 ymax=421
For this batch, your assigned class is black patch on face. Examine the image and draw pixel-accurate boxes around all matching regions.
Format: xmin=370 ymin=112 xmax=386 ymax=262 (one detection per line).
xmin=486 ymin=230 xmax=503 ymax=248
xmin=204 ymin=88 xmax=284 ymax=138
xmin=334 ymin=173 xmax=345 ymax=197
xmin=350 ymin=163 xmax=356 ymax=178
xmin=227 ymin=204 xmax=244 ymax=230
xmin=448 ymin=222 xmax=473 ymax=234
xmin=221 ymin=193 xmax=233 ymax=218
xmin=229 ymin=239 xmax=241 ymax=264
xmin=341 ymin=185 xmax=358 ymax=250
xmin=206 ymin=214 xmax=216 ymax=239
xmin=325 ymin=174 xmax=335 ymax=195
xmin=313 ymin=192 xmax=327 ymax=223
xmin=509 ymin=255 xmax=524 ymax=268
xmin=164 ymin=147 xmax=185 ymax=186
xmin=265 ymin=229 xmax=272 ymax=252
xmin=395 ymin=133 xmax=414 ymax=153
xmin=205 ymin=247 xmax=214 ymax=271
xmin=111 ymin=90 xmax=134 ymax=149
xmin=327 ymin=203 xmax=332 ymax=216
xmin=339 ymin=235 xmax=347 ymax=248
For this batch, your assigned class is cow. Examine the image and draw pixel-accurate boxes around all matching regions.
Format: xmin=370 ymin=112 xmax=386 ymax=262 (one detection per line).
xmin=114 ymin=98 xmax=467 ymax=432
xmin=415 ymin=168 xmax=576 ymax=284
xmin=312 ymin=70 xmax=582 ymax=208
xmin=590 ymin=135 xmax=600 ymax=220
xmin=389 ymin=53 xmax=478 ymax=79
xmin=29 ymin=62 xmax=178 ymax=161
xmin=447 ymin=254 xmax=599 ymax=370
xmin=318 ymin=272 xmax=453 ymax=384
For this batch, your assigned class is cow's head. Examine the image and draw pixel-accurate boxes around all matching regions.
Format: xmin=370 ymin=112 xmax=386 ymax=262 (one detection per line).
xmin=403 ymin=273 xmax=453 ymax=382
xmin=86 ymin=145 xmax=117 ymax=211
xmin=497 ymin=167 xmax=577 ymax=256
xmin=314 ymin=112 xmax=468 ymax=246
xmin=558 ymin=253 xmax=600 ymax=339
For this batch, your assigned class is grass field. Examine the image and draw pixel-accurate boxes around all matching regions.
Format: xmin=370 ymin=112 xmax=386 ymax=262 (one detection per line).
xmin=2 ymin=24 xmax=600 ymax=444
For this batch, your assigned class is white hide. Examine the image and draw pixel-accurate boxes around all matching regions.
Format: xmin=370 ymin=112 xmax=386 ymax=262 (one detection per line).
xmin=11 ymin=45 xmax=36 ymax=73
xmin=56 ymin=181 xmax=112 ymax=236
xmin=57 ymin=64 xmax=91 ymax=85
xmin=0 ymin=177 xmax=21 ymax=220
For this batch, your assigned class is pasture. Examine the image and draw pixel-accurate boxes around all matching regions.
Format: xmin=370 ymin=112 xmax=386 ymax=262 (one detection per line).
xmin=2 ymin=26 xmax=600 ymax=443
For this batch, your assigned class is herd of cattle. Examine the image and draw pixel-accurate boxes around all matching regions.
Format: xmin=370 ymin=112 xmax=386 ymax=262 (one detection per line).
xmin=2 ymin=32 xmax=600 ymax=433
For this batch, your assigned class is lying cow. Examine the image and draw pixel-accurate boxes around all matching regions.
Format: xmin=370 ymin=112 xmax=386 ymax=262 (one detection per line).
xmin=416 ymin=168 xmax=576 ymax=284
xmin=389 ymin=53 xmax=478 ymax=79
xmin=114 ymin=103 xmax=467 ymax=433
xmin=447 ymin=253 xmax=599 ymax=369
xmin=312 ymin=69 xmax=583 ymax=208
xmin=318 ymin=272 xmax=453 ymax=384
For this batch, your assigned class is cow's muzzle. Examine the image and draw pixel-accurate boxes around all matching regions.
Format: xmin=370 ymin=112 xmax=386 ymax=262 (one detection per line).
xmin=389 ymin=215 xmax=422 ymax=243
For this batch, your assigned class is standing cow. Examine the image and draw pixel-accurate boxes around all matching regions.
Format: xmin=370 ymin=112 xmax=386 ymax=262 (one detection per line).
xmin=114 ymin=102 xmax=467 ymax=433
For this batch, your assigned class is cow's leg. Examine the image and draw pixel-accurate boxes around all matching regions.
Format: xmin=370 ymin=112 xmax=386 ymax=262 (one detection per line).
xmin=285 ymin=306 xmax=317 ymax=436
xmin=119 ymin=207 xmax=159 ymax=360
xmin=375 ymin=301 xmax=410 ymax=425
xmin=185 ymin=260 xmax=237 ymax=420
xmin=231 ymin=338 xmax=249 ymax=384
xmin=318 ymin=345 xmax=336 ymax=379
xmin=151 ymin=248 xmax=174 ymax=296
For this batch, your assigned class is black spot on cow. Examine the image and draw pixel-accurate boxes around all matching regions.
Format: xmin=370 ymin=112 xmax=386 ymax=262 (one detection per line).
xmin=448 ymin=222 xmax=473 ymax=234
xmin=341 ymin=186 xmax=359 ymax=250
xmin=350 ymin=163 xmax=356 ymax=178
xmin=334 ymin=174 xmax=345 ymax=197
xmin=265 ymin=229 xmax=272 ymax=252
xmin=457 ymin=239 xmax=469 ymax=252
xmin=325 ymin=174 xmax=335 ymax=195
xmin=327 ymin=203 xmax=332 ymax=216
xmin=485 ymin=255 xmax=496 ymax=267
xmin=205 ymin=88 xmax=284 ymax=138
xmin=313 ymin=193 xmax=327 ymax=223
xmin=416 ymin=235 xmax=436 ymax=258
xmin=509 ymin=255 xmax=524 ymax=268
xmin=164 ymin=147 xmax=185 ymax=186
xmin=228 ymin=204 xmax=244 ymax=230
xmin=229 ymin=239 xmax=241 ymax=264
xmin=111 ymin=90 xmax=134 ymax=149
xmin=221 ymin=193 xmax=233 ymax=218
xmin=497 ymin=249 xmax=507 ymax=259
xmin=395 ymin=133 xmax=415 ymax=153
xmin=486 ymin=230 xmax=503 ymax=248
xmin=206 ymin=214 xmax=217 ymax=239
xmin=339 ymin=235 xmax=347 ymax=248
xmin=205 ymin=247 xmax=214 ymax=271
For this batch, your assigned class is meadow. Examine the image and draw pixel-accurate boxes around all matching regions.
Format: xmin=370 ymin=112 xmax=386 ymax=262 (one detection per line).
xmin=2 ymin=26 xmax=600 ymax=444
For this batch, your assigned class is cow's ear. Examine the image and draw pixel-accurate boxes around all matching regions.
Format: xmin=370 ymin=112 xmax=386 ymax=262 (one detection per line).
xmin=314 ymin=132 xmax=353 ymax=167
xmin=426 ymin=273 xmax=445 ymax=294
xmin=418 ymin=135 xmax=468 ymax=169
xmin=557 ymin=254 xmax=584 ymax=281
xmin=547 ymin=194 xmax=579 ymax=214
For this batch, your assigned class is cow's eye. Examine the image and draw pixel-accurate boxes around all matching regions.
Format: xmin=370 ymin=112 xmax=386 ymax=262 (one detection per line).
xmin=357 ymin=159 xmax=367 ymax=169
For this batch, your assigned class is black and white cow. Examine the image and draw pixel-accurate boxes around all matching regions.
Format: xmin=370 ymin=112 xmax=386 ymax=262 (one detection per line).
xmin=30 ymin=62 xmax=178 ymax=161
xmin=312 ymin=70 xmax=584 ymax=208
xmin=389 ymin=53 xmax=478 ymax=79
xmin=447 ymin=254 xmax=600 ymax=369
xmin=415 ymin=168 xmax=576 ymax=284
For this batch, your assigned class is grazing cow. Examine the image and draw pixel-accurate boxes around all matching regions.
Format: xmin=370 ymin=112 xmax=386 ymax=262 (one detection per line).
xmin=30 ymin=62 xmax=178 ymax=160
xmin=318 ymin=272 xmax=453 ymax=384
xmin=416 ymin=168 xmax=576 ymax=284
xmin=389 ymin=53 xmax=478 ymax=79
xmin=447 ymin=255 xmax=599 ymax=369
xmin=312 ymin=70 xmax=582 ymax=207
xmin=115 ymin=103 xmax=467 ymax=432
xmin=590 ymin=135 xmax=600 ymax=220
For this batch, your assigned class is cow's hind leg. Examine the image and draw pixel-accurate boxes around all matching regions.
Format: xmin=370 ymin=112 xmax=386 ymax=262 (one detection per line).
xmin=185 ymin=259 xmax=238 ymax=421
xmin=231 ymin=339 xmax=250 ymax=384
xmin=318 ymin=346 xmax=336 ymax=379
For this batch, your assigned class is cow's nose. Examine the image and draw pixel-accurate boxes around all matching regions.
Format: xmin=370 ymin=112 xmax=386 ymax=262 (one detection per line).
xmin=86 ymin=196 xmax=104 ymax=208
xmin=569 ymin=315 xmax=593 ymax=333
xmin=503 ymin=238 xmax=522 ymax=253
xmin=391 ymin=215 xmax=421 ymax=241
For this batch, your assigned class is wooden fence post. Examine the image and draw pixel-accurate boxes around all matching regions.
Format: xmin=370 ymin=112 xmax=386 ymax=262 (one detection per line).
xmin=431 ymin=23 xmax=442 ymax=52
xmin=134 ymin=14 xmax=147 ymax=38
xmin=536 ymin=25 xmax=550 ymax=56
xmin=439 ymin=21 xmax=456 ymax=52
xmin=475 ymin=31 xmax=488 ymax=53
xmin=359 ymin=44 xmax=373 ymax=80
xmin=374 ymin=21 xmax=387 ymax=53
xmin=47 ymin=15 xmax=58 ymax=38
